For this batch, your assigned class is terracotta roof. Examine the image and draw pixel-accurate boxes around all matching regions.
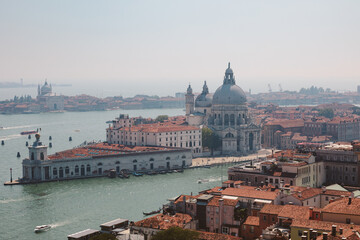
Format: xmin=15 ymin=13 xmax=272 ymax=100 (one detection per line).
xmin=221 ymin=188 xmax=278 ymax=200
xmin=278 ymin=205 xmax=310 ymax=220
xmin=119 ymin=121 xmax=200 ymax=133
xmin=291 ymin=219 xmax=360 ymax=233
xmin=197 ymin=231 xmax=242 ymax=240
xmin=260 ymin=204 xmax=284 ymax=215
xmin=244 ymin=216 xmax=260 ymax=226
xmin=134 ymin=213 xmax=192 ymax=230
xmin=322 ymin=198 xmax=360 ymax=216
xmin=48 ymin=142 xmax=185 ymax=160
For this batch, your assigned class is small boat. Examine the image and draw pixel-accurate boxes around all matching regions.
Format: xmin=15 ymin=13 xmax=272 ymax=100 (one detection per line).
xmin=34 ymin=225 xmax=51 ymax=233
xmin=143 ymin=208 xmax=161 ymax=216
xmin=118 ymin=173 xmax=130 ymax=179
xmin=146 ymin=171 xmax=157 ymax=175
xmin=203 ymin=165 xmax=211 ymax=168
xmin=20 ymin=130 xmax=38 ymax=135
xmin=133 ymin=172 xmax=143 ymax=177
xmin=198 ymin=179 xmax=209 ymax=184
xmin=158 ymin=170 xmax=167 ymax=174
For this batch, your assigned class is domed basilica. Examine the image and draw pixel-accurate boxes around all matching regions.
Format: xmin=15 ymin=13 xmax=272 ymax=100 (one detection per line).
xmin=185 ymin=63 xmax=260 ymax=155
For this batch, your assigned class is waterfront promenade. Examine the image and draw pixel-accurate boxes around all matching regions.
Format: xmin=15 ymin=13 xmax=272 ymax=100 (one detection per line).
xmin=192 ymin=149 xmax=272 ymax=167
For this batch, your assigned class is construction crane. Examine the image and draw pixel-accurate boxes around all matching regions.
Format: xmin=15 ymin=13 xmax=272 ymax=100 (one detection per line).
xmin=268 ymin=84 xmax=272 ymax=93
xmin=279 ymin=84 xmax=283 ymax=92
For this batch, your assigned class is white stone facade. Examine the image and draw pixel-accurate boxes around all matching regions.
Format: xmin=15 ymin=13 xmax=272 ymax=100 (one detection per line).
xmin=185 ymin=63 xmax=261 ymax=155
xmin=22 ymin=137 xmax=192 ymax=182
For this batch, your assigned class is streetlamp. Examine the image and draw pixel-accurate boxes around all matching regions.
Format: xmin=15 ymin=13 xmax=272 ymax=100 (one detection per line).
xmin=10 ymin=168 xmax=12 ymax=182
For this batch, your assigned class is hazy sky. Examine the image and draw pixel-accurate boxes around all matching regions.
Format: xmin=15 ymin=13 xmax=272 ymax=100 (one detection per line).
xmin=1 ymin=0 xmax=360 ymax=97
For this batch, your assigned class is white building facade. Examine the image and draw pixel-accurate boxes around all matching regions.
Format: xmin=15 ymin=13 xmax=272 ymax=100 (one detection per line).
xmin=22 ymin=135 xmax=192 ymax=182
xmin=186 ymin=63 xmax=261 ymax=155
xmin=106 ymin=115 xmax=202 ymax=155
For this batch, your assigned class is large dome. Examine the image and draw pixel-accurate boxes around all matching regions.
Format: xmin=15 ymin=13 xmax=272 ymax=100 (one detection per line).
xmin=212 ymin=63 xmax=247 ymax=105
xmin=212 ymin=84 xmax=247 ymax=105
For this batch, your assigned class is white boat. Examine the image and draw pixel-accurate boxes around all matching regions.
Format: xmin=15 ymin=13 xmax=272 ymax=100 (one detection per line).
xmin=34 ymin=225 xmax=51 ymax=233
xmin=198 ymin=179 xmax=209 ymax=184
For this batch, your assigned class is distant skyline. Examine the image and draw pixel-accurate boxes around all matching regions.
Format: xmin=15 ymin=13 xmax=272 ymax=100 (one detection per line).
xmin=1 ymin=0 xmax=360 ymax=96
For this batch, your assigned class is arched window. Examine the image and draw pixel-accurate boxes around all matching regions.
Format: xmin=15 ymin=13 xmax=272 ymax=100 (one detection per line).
xmin=166 ymin=157 xmax=171 ymax=160
xmin=230 ymin=114 xmax=235 ymax=125
xmin=31 ymin=152 xmax=34 ymax=160
xmin=65 ymin=166 xmax=70 ymax=174
xmin=86 ymin=164 xmax=91 ymax=172
xmin=224 ymin=114 xmax=229 ymax=125
xmin=149 ymin=158 xmax=154 ymax=162
xmin=189 ymin=141 xmax=192 ymax=147
xmin=53 ymin=167 xmax=57 ymax=175
xmin=40 ymin=152 xmax=44 ymax=160
xmin=133 ymin=159 xmax=137 ymax=163
xmin=225 ymin=132 xmax=234 ymax=138
xmin=75 ymin=165 xmax=79 ymax=174
xmin=182 ymin=155 xmax=186 ymax=159
xmin=115 ymin=161 xmax=120 ymax=164
xmin=97 ymin=163 xmax=103 ymax=166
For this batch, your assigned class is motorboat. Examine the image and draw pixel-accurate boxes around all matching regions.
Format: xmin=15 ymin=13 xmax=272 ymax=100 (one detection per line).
xmin=143 ymin=208 xmax=161 ymax=216
xmin=34 ymin=225 xmax=51 ymax=233
xmin=132 ymin=172 xmax=143 ymax=177
xmin=198 ymin=179 xmax=209 ymax=184
xmin=20 ymin=130 xmax=38 ymax=135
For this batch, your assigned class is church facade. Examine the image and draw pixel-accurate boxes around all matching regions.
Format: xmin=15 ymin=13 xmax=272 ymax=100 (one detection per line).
xmin=37 ymin=81 xmax=64 ymax=111
xmin=185 ymin=63 xmax=261 ymax=155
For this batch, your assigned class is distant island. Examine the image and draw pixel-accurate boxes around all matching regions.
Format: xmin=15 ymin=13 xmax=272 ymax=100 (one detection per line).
xmin=0 ymin=81 xmax=72 ymax=88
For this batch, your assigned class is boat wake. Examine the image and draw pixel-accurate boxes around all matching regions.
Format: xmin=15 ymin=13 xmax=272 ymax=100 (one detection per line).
xmin=50 ymin=220 xmax=73 ymax=228
xmin=208 ymin=177 xmax=222 ymax=182
xmin=2 ymin=124 xmax=37 ymax=130
xmin=0 ymin=134 xmax=22 ymax=141
xmin=0 ymin=197 xmax=28 ymax=204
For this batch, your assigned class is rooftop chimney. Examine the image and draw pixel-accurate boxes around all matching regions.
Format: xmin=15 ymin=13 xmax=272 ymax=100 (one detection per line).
xmin=332 ymin=225 xmax=337 ymax=236
xmin=302 ymin=235 xmax=307 ymax=240
xmin=323 ymin=232 xmax=328 ymax=240
xmin=349 ymin=196 xmax=352 ymax=205
xmin=261 ymin=181 xmax=264 ymax=187
xmin=303 ymin=231 xmax=308 ymax=240
xmin=312 ymin=231 xmax=318 ymax=240
xmin=309 ymin=207 xmax=314 ymax=219
xmin=339 ymin=228 xmax=343 ymax=235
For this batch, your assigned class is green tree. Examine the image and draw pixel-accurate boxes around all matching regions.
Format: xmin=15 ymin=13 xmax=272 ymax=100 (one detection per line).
xmin=89 ymin=233 xmax=116 ymax=240
xmin=318 ymin=108 xmax=334 ymax=119
xmin=151 ymin=227 xmax=200 ymax=240
xmin=155 ymin=115 xmax=169 ymax=122
xmin=202 ymin=127 xmax=222 ymax=156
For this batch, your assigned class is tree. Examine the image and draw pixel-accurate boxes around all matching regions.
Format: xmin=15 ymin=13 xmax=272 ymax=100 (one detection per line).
xmin=89 ymin=233 xmax=116 ymax=240
xmin=151 ymin=227 xmax=200 ymax=240
xmin=318 ymin=108 xmax=334 ymax=119
xmin=155 ymin=115 xmax=168 ymax=122
xmin=202 ymin=127 xmax=222 ymax=156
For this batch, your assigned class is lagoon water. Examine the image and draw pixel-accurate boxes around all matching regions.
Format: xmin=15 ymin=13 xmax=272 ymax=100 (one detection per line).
xmin=0 ymin=108 xmax=230 ymax=240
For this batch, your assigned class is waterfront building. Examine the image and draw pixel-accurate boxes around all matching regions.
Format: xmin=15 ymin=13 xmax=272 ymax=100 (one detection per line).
xmin=106 ymin=114 xmax=202 ymax=155
xmin=22 ymin=134 xmax=192 ymax=182
xmin=37 ymin=81 xmax=64 ymax=111
xmin=185 ymin=63 xmax=261 ymax=155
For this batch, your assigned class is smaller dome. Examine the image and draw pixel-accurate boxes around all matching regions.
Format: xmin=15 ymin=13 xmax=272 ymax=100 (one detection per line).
xmin=195 ymin=93 xmax=212 ymax=107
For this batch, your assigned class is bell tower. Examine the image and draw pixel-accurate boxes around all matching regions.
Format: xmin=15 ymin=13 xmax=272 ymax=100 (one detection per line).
xmin=185 ymin=84 xmax=194 ymax=115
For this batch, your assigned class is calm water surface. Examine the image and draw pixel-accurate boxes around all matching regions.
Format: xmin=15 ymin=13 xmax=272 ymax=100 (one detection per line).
xmin=0 ymin=109 xmax=229 ymax=240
